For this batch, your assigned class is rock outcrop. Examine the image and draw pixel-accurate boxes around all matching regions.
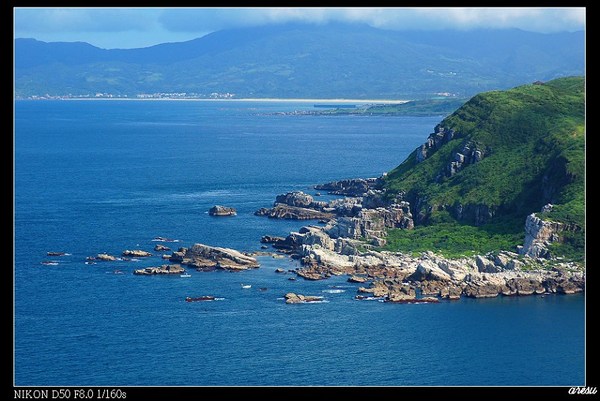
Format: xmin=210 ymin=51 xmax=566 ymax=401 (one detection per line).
xmin=445 ymin=141 xmax=487 ymax=177
xmin=284 ymin=293 xmax=324 ymax=304
xmin=255 ymin=204 xmax=334 ymax=221
xmin=520 ymin=213 xmax=567 ymax=258
xmin=348 ymin=275 xmax=369 ymax=283
xmin=96 ymin=253 xmax=117 ymax=261
xmin=169 ymin=243 xmax=259 ymax=271
xmin=275 ymin=191 xmax=326 ymax=209
xmin=416 ymin=125 xmax=458 ymax=163
xmin=270 ymin=221 xmax=584 ymax=300
xmin=314 ymin=178 xmax=383 ymax=196
xmin=324 ymin=206 xmax=413 ymax=242
xmin=154 ymin=244 xmax=171 ymax=252
xmin=134 ymin=264 xmax=185 ymax=275
xmin=122 ymin=250 xmax=152 ymax=257
xmin=256 ymin=186 xmax=414 ymax=240
xmin=209 ymin=205 xmax=237 ymax=216
xmin=260 ymin=235 xmax=286 ymax=244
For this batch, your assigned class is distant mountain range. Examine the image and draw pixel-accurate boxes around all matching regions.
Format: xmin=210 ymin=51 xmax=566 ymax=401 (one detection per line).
xmin=14 ymin=23 xmax=584 ymax=99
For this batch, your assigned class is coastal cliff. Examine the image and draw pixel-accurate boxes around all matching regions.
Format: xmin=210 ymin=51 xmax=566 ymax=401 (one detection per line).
xmin=256 ymin=77 xmax=585 ymax=300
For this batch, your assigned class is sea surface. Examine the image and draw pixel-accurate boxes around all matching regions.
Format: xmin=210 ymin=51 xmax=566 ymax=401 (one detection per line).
xmin=14 ymin=100 xmax=585 ymax=386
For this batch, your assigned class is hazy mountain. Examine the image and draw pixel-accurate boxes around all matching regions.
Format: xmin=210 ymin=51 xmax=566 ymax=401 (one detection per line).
xmin=15 ymin=23 xmax=584 ymax=99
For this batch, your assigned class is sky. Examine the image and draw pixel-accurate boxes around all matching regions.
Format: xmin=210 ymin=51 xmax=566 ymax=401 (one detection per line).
xmin=14 ymin=7 xmax=586 ymax=49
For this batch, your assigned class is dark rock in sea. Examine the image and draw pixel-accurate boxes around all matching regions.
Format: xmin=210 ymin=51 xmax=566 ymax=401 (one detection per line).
xmin=284 ymin=292 xmax=323 ymax=304
xmin=422 ymin=281 xmax=463 ymax=300
xmin=134 ymin=264 xmax=185 ymax=275
xmin=503 ymin=277 xmax=545 ymax=296
xmin=169 ymin=243 xmax=260 ymax=271
xmin=261 ymin=235 xmax=286 ymax=243
xmin=463 ymin=282 xmax=501 ymax=298
xmin=275 ymin=268 xmax=285 ymax=273
xmin=268 ymin=232 xmax=305 ymax=252
xmin=260 ymin=245 xmax=269 ymax=249
xmin=96 ymin=253 xmax=117 ymax=261
xmin=255 ymin=204 xmax=334 ymax=220
xmin=209 ymin=205 xmax=237 ymax=216
xmin=296 ymin=269 xmax=324 ymax=281
xmin=122 ymin=249 xmax=152 ymax=257
xmin=47 ymin=251 xmax=67 ymax=256
xmin=387 ymin=284 xmax=417 ymax=302
xmin=555 ymin=276 xmax=584 ymax=294
xmin=288 ymin=277 xmax=296 ymax=281
xmin=154 ymin=244 xmax=171 ymax=252
xmin=152 ymin=236 xmax=178 ymax=242
xmin=185 ymin=296 xmax=215 ymax=302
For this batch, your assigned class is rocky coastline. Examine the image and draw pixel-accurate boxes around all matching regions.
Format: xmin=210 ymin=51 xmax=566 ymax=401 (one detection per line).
xmin=77 ymin=178 xmax=583 ymax=304
xmin=254 ymin=177 xmax=584 ymax=302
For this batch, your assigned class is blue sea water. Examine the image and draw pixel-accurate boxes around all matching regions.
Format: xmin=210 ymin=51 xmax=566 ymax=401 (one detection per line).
xmin=14 ymin=100 xmax=585 ymax=386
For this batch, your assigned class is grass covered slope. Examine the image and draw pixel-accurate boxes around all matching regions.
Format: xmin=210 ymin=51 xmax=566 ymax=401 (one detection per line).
xmin=383 ymin=77 xmax=585 ymax=259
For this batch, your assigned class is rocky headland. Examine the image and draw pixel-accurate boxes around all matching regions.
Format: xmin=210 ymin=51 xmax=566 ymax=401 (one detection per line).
xmin=256 ymin=177 xmax=584 ymax=302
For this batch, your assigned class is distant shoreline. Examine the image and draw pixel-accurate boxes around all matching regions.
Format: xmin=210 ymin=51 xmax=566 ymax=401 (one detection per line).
xmin=17 ymin=97 xmax=411 ymax=104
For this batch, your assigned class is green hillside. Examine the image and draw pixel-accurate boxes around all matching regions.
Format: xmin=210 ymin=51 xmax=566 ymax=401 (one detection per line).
xmin=383 ymin=77 xmax=585 ymax=259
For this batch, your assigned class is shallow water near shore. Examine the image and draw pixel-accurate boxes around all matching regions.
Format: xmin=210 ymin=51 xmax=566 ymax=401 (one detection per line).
xmin=14 ymin=100 xmax=585 ymax=386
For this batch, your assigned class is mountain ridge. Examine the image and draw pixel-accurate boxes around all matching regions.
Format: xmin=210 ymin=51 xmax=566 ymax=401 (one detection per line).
xmin=15 ymin=23 xmax=584 ymax=99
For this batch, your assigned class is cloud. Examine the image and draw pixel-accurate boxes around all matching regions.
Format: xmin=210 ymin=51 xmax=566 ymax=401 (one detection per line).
xmin=157 ymin=7 xmax=585 ymax=34
xmin=14 ymin=7 xmax=585 ymax=49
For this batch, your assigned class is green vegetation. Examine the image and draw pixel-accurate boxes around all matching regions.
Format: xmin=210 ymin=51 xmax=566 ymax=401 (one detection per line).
xmin=547 ymin=230 xmax=585 ymax=262
xmin=322 ymin=98 xmax=466 ymax=117
xmin=383 ymin=77 xmax=585 ymax=261
xmin=383 ymin=215 xmax=524 ymax=258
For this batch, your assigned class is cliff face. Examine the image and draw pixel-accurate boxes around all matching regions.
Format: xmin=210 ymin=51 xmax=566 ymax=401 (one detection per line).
xmin=519 ymin=211 xmax=583 ymax=258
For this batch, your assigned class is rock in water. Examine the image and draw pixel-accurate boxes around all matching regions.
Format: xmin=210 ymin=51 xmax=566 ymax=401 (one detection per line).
xmin=134 ymin=264 xmax=185 ymax=275
xmin=275 ymin=191 xmax=315 ymax=208
xmin=170 ymin=243 xmax=259 ymax=271
xmin=348 ymin=275 xmax=369 ymax=283
xmin=255 ymin=204 xmax=334 ymax=220
xmin=209 ymin=205 xmax=237 ymax=216
xmin=122 ymin=249 xmax=152 ymax=257
xmin=284 ymin=292 xmax=323 ymax=304
xmin=96 ymin=253 xmax=117 ymax=261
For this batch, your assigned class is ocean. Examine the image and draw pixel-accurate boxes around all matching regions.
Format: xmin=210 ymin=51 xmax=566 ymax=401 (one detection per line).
xmin=14 ymin=100 xmax=585 ymax=386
